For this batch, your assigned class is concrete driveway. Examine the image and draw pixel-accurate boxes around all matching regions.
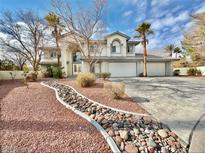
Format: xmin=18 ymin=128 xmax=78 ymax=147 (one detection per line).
xmin=112 ymin=77 xmax=205 ymax=151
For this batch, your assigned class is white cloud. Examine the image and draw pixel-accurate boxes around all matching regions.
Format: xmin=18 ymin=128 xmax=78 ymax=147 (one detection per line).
xmin=175 ymin=11 xmax=189 ymax=21
xmin=183 ymin=21 xmax=195 ymax=31
xmin=150 ymin=0 xmax=171 ymax=18
xmin=122 ymin=10 xmax=133 ymax=17
xmin=151 ymin=11 xmax=190 ymax=31
xmin=195 ymin=4 xmax=205 ymax=14
xmin=135 ymin=16 xmax=146 ymax=23
xmin=151 ymin=0 xmax=171 ymax=8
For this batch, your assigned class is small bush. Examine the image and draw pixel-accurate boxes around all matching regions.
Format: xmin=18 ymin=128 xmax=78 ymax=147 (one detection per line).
xmin=26 ymin=71 xmax=38 ymax=82
xmin=196 ymin=69 xmax=202 ymax=76
xmin=45 ymin=65 xmax=53 ymax=77
xmin=52 ymin=66 xmax=63 ymax=78
xmin=173 ymin=70 xmax=180 ymax=76
xmin=23 ymin=64 xmax=29 ymax=74
xmin=0 ymin=59 xmax=17 ymax=71
xmin=76 ymin=72 xmax=96 ymax=87
xmin=187 ymin=68 xmax=197 ymax=76
xmin=101 ymin=73 xmax=111 ymax=80
xmin=111 ymin=82 xmax=125 ymax=99
xmin=96 ymin=72 xmax=111 ymax=80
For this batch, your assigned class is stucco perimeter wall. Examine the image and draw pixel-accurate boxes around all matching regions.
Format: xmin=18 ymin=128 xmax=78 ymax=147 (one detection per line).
xmin=0 ymin=71 xmax=24 ymax=80
xmin=173 ymin=66 xmax=205 ymax=76
xmin=0 ymin=71 xmax=45 ymax=80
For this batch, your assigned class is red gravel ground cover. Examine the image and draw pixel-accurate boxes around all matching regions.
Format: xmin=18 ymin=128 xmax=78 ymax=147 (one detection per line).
xmin=60 ymin=79 xmax=148 ymax=114
xmin=0 ymin=80 xmax=111 ymax=153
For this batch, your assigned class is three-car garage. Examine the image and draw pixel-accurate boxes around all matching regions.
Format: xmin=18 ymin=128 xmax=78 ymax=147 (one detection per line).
xmin=107 ymin=61 xmax=168 ymax=77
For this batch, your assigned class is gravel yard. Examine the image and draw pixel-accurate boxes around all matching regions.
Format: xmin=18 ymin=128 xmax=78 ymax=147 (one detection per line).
xmin=59 ymin=79 xmax=147 ymax=114
xmin=0 ymin=80 xmax=111 ymax=153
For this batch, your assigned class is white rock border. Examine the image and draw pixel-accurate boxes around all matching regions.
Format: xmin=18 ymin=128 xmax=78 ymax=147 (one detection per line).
xmin=53 ymin=81 xmax=151 ymax=117
xmin=41 ymin=82 xmax=120 ymax=153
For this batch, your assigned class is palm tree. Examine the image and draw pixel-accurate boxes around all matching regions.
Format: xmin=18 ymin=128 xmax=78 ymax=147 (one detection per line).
xmin=135 ymin=22 xmax=153 ymax=77
xmin=173 ymin=47 xmax=182 ymax=58
xmin=45 ymin=12 xmax=61 ymax=66
xmin=165 ymin=44 xmax=175 ymax=57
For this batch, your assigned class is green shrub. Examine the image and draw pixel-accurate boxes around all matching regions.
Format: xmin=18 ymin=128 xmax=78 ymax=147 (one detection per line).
xmin=43 ymin=64 xmax=58 ymax=78
xmin=0 ymin=59 xmax=17 ymax=70
xmin=101 ymin=73 xmax=111 ymax=80
xmin=95 ymin=72 xmax=111 ymax=80
xmin=196 ymin=69 xmax=202 ymax=76
xmin=111 ymin=82 xmax=125 ymax=99
xmin=76 ymin=72 xmax=96 ymax=87
xmin=187 ymin=68 xmax=197 ymax=76
xmin=51 ymin=66 xmax=63 ymax=78
xmin=45 ymin=65 xmax=53 ymax=77
xmin=42 ymin=64 xmax=63 ymax=78
xmin=23 ymin=64 xmax=29 ymax=74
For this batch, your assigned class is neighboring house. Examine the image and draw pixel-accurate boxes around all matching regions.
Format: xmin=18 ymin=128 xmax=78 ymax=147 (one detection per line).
xmin=41 ymin=31 xmax=178 ymax=77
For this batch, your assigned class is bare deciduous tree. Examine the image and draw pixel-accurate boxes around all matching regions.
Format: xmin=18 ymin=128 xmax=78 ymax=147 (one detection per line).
xmin=182 ymin=13 xmax=205 ymax=61
xmin=3 ymin=51 xmax=27 ymax=70
xmin=0 ymin=10 xmax=50 ymax=71
xmin=52 ymin=0 xmax=106 ymax=72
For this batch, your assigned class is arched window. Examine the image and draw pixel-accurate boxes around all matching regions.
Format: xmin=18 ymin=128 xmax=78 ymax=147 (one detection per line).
xmin=111 ymin=40 xmax=121 ymax=53
xmin=73 ymin=51 xmax=81 ymax=62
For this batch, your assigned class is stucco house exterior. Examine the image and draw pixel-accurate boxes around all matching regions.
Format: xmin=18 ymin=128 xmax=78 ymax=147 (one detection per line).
xmin=41 ymin=31 xmax=177 ymax=77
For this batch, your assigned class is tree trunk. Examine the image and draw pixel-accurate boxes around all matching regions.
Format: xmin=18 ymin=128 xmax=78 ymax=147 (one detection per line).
xmin=57 ymin=54 xmax=60 ymax=66
xmin=20 ymin=63 xmax=24 ymax=70
xmin=143 ymin=35 xmax=148 ymax=77
xmin=32 ymin=61 xmax=39 ymax=72
xmin=54 ymin=25 xmax=61 ymax=67
xmin=88 ymin=63 xmax=94 ymax=73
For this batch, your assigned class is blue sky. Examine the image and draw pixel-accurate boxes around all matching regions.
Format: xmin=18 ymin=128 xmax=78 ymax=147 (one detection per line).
xmin=0 ymin=0 xmax=205 ymax=51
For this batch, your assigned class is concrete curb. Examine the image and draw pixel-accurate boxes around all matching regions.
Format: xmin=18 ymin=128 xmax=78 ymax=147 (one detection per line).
xmin=58 ymin=82 xmax=151 ymax=117
xmin=41 ymin=82 xmax=121 ymax=153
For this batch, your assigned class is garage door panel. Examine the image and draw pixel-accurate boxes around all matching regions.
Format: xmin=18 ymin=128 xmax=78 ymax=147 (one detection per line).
xmin=109 ymin=63 xmax=136 ymax=77
xmin=147 ymin=63 xmax=165 ymax=76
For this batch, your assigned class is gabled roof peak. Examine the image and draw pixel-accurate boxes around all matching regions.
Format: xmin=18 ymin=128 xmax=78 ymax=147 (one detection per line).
xmin=104 ymin=31 xmax=131 ymax=39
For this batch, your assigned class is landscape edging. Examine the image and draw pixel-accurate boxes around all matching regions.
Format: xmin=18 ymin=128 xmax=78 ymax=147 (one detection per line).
xmin=41 ymin=82 xmax=121 ymax=153
xmin=57 ymin=82 xmax=151 ymax=117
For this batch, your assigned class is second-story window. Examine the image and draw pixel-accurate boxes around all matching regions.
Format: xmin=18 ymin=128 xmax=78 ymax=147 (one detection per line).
xmin=73 ymin=51 xmax=81 ymax=62
xmin=111 ymin=40 xmax=121 ymax=53
xmin=90 ymin=44 xmax=97 ymax=52
xmin=128 ymin=45 xmax=134 ymax=53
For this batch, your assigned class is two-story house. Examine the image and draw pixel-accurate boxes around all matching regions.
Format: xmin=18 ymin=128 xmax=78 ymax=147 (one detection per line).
xmin=41 ymin=31 xmax=177 ymax=77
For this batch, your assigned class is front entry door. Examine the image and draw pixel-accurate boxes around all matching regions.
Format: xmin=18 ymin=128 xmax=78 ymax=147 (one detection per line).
xmin=73 ymin=64 xmax=81 ymax=75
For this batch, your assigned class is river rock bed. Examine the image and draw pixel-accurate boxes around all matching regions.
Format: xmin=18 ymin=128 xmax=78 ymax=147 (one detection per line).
xmin=43 ymin=80 xmax=187 ymax=153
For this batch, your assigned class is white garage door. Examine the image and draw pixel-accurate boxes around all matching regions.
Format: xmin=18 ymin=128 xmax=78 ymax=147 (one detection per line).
xmin=147 ymin=62 xmax=165 ymax=76
xmin=109 ymin=63 xmax=136 ymax=77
